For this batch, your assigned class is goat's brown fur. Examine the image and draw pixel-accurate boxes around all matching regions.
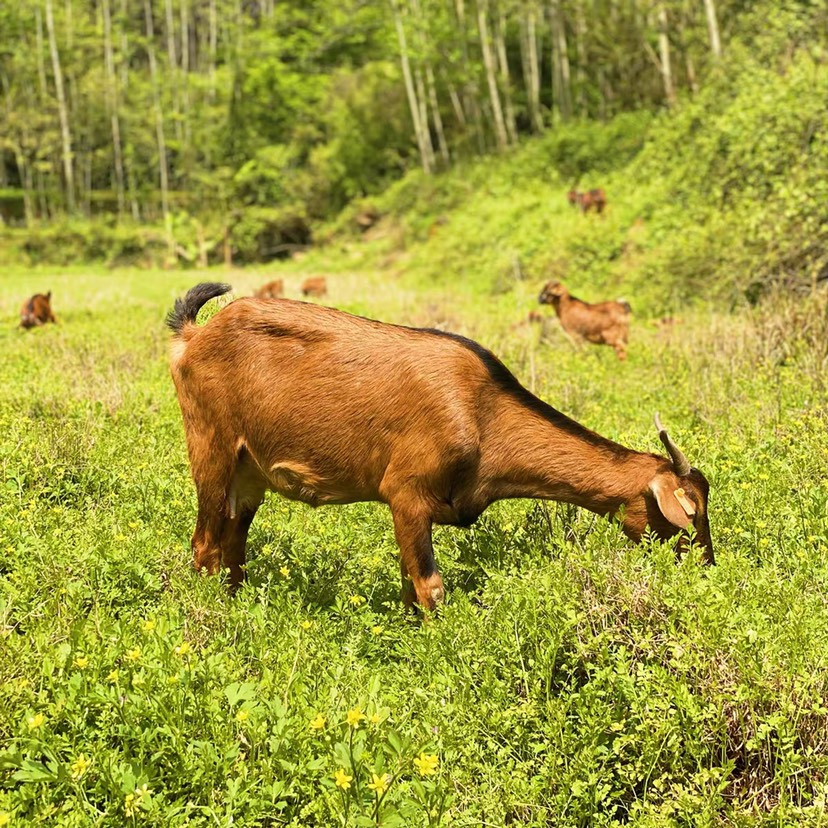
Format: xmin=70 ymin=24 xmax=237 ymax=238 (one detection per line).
xmin=301 ymin=276 xmax=327 ymax=298
xmin=254 ymin=279 xmax=284 ymax=300
xmin=539 ymin=280 xmax=631 ymax=360
xmin=168 ymin=283 xmax=713 ymax=608
xmin=20 ymin=292 xmax=57 ymax=329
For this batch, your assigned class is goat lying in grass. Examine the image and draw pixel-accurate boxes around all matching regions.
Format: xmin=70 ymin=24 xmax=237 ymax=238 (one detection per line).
xmin=20 ymin=292 xmax=57 ymax=329
xmin=167 ymin=283 xmax=713 ymax=608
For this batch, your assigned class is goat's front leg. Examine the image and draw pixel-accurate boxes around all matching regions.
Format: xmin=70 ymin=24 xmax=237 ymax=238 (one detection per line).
xmin=391 ymin=503 xmax=444 ymax=612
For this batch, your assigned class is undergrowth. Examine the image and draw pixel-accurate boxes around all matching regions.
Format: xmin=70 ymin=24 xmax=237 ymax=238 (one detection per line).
xmin=0 ymin=266 xmax=827 ymax=826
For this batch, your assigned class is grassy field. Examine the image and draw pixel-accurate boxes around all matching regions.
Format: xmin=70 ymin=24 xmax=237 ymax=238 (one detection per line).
xmin=1 ymin=258 xmax=828 ymax=827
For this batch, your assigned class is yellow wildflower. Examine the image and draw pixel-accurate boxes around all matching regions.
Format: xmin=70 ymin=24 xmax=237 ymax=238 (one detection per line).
xmin=348 ymin=595 xmax=366 ymax=607
xmin=371 ymin=626 xmax=384 ymax=636
xmin=167 ymin=674 xmax=180 ymax=685
xmin=73 ymin=656 xmax=89 ymax=670
xmin=235 ymin=709 xmax=249 ymax=723
xmin=124 ymin=794 xmax=137 ymax=817
xmin=106 ymin=669 xmax=119 ymax=683
xmin=280 ymin=566 xmax=290 ymax=578
xmin=174 ymin=641 xmax=191 ymax=657
xmin=142 ymin=619 xmax=156 ymax=632
xmin=309 ymin=714 xmax=326 ymax=731
xmin=413 ymin=753 xmax=439 ymax=776
xmin=346 ymin=708 xmax=366 ymax=727
xmin=333 ymin=768 xmax=353 ymax=790
xmin=0 ymin=812 xmax=9 ymax=827
xmin=368 ymin=773 xmax=390 ymax=794
xmin=301 ymin=620 xmax=312 ymax=630
xmin=70 ymin=754 xmax=91 ymax=780
xmin=129 ymin=522 xmax=139 ymax=530
xmin=126 ymin=647 xmax=141 ymax=662
xmin=27 ymin=713 xmax=45 ymax=731
xmin=370 ymin=712 xmax=382 ymax=724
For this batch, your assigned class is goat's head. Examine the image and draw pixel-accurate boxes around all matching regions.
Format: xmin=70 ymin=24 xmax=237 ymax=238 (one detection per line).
xmin=566 ymin=189 xmax=579 ymax=205
xmin=538 ymin=280 xmax=568 ymax=306
xmin=621 ymin=415 xmax=713 ymax=563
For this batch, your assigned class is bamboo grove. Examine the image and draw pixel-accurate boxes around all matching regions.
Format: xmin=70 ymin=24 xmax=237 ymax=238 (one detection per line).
xmin=0 ymin=0 xmax=813 ymax=224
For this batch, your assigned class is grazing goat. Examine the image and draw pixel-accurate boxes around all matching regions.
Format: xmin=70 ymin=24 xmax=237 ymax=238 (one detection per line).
xmin=301 ymin=276 xmax=328 ymax=298
xmin=20 ymin=292 xmax=57 ymax=329
xmin=254 ymin=279 xmax=284 ymax=300
xmin=539 ymin=280 xmax=631 ymax=360
xmin=567 ymin=188 xmax=607 ymax=214
xmin=167 ymin=283 xmax=713 ymax=609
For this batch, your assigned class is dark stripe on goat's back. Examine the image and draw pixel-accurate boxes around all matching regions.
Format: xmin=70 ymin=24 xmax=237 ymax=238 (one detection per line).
xmin=419 ymin=327 xmax=630 ymax=457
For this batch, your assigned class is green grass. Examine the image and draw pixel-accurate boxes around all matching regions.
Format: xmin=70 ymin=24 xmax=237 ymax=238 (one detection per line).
xmin=1 ymin=262 xmax=827 ymax=827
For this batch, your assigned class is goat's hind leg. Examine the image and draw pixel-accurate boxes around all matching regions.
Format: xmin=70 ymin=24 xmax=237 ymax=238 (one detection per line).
xmin=189 ymin=447 xmax=236 ymax=578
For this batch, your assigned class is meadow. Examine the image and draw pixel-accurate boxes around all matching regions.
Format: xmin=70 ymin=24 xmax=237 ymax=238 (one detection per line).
xmin=1 ymin=233 xmax=827 ymax=827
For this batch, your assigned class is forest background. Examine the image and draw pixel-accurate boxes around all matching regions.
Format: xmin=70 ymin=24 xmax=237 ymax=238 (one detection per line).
xmin=1 ymin=0 xmax=826 ymax=302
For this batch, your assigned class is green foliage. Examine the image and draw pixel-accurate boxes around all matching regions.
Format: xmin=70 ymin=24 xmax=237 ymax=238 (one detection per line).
xmin=1 ymin=266 xmax=827 ymax=825
xmin=228 ymin=207 xmax=312 ymax=263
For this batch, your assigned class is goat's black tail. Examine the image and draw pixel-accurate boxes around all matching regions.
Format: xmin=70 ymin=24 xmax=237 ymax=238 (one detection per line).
xmin=166 ymin=282 xmax=232 ymax=335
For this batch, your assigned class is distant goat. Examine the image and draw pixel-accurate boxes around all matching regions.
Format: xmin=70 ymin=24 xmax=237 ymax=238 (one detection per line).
xmin=539 ymin=280 xmax=631 ymax=360
xmin=301 ymin=277 xmax=328 ymax=298
xmin=567 ymin=188 xmax=607 ymax=214
xmin=20 ymin=292 xmax=57 ymax=329
xmin=254 ymin=279 xmax=284 ymax=300
xmin=167 ymin=283 xmax=713 ymax=608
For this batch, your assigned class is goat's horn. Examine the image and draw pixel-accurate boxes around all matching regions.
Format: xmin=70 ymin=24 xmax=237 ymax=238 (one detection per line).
xmin=654 ymin=413 xmax=691 ymax=476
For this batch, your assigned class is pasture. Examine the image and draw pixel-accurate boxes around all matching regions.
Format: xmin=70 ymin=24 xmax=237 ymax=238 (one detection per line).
xmin=1 ymin=263 xmax=827 ymax=826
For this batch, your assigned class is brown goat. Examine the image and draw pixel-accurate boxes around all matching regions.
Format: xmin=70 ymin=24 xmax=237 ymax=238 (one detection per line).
xmin=20 ymin=292 xmax=57 ymax=329
xmin=254 ymin=279 xmax=284 ymax=300
xmin=167 ymin=283 xmax=713 ymax=609
xmin=567 ymin=188 xmax=607 ymax=214
xmin=539 ymin=281 xmax=631 ymax=360
xmin=301 ymin=276 xmax=328 ymax=298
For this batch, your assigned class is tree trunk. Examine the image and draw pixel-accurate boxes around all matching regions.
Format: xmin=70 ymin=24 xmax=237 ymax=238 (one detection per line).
xmin=209 ymin=0 xmax=218 ymax=101
xmin=34 ymin=7 xmax=48 ymax=100
xmin=495 ymin=9 xmax=518 ymax=145
xmin=527 ymin=5 xmax=543 ymax=131
xmin=454 ymin=0 xmax=486 ymax=153
xmin=549 ymin=0 xmax=571 ymax=120
xmin=477 ymin=0 xmax=508 ymax=151
xmin=425 ymin=64 xmax=450 ymax=165
xmin=390 ymin=0 xmax=434 ymax=173
xmin=102 ymin=0 xmax=126 ymax=217
xmin=657 ymin=3 xmax=676 ymax=107
xmin=180 ymin=0 xmax=192 ymax=180
xmin=574 ymin=0 xmax=587 ymax=117
xmin=143 ymin=0 xmax=171 ymax=220
xmin=45 ymin=0 xmax=75 ymax=212
xmin=411 ymin=0 xmax=449 ymax=166
xmin=164 ymin=0 xmax=184 ymax=147
xmin=703 ymin=0 xmax=722 ymax=60
xmin=413 ymin=65 xmax=436 ymax=170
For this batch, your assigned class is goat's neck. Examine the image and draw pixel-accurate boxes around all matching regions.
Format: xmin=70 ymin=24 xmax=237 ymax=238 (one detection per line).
xmin=481 ymin=398 xmax=658 ymax=516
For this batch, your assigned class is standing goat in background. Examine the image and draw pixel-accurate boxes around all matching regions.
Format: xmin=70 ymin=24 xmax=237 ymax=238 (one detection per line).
xmin=167 ymin=284 xmax=713 ymax=610
xmin=539 ymin=280 xmax=631 ymax=360
xmin=567 ymin=188 xmax=607 ymax=214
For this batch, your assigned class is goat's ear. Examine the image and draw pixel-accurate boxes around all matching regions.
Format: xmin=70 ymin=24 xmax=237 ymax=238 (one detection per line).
xmin=648 ymin=474 xmax=696 ymax=529
xmin=46 ymin=291 xmax=52 ymax=301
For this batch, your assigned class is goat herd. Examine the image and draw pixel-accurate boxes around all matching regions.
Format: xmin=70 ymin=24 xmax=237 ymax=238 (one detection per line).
xmin=16 ymin=222 xmax=712 ymax=609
